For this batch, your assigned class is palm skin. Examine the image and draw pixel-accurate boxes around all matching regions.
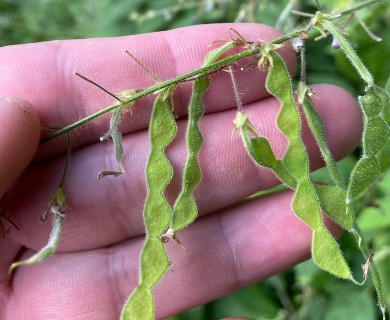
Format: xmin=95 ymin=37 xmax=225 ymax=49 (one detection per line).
xmin=0 ymin=23 xmax=361 ymax=319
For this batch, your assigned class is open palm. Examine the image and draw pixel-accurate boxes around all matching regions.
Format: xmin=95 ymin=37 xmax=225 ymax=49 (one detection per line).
xmin=0 ymin=23 xmax=361 ymax=319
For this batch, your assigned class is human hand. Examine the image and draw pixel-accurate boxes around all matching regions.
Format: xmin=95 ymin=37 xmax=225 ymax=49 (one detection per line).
xmin=0 ymin=23 xmax=361 ymax=319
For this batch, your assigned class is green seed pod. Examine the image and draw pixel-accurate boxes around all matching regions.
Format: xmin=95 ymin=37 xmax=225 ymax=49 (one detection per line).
xmin=299 ymin=82 xmax=343 ymax=188
xmin=238 ymin=51 xmax=351 ymax=279
xmin=347 ymin=86 xmax=390 ymax=203
xmin=171 ymin=42 xmax=235 ymax=232
xmin=312 ymin=227 xmax=351 ymax=279
xmin=9 ymin=187 xmax=65 ymax=273
xmin=265 ymin=51 xmax=351 ymax=279
xmin=98 ymin=90 xmax=137 ymax=179
xmin=9 ymin=134 xmax=71 ymax=273
xmin=315 ymin=185 xmax=353 ymax=230
xmin=122 ymin=41 xmax=237 ymax=320
xmin=315 ymin=17 xmax=374 ymax=86
xmin=120 ymin=89 xmax=176 ymax=320
xmin=170 ymin=75 xmax=207 ymax=231
xmin=239 ymin=124 xmax=296 ymax=189
xmin=139 ymin=238 xmax=170 ymax=287
xmin=120 ymin=285 xmax=153 ymax=320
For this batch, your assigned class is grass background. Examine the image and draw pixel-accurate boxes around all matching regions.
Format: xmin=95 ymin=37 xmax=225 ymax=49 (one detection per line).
xmin=1 ymin=0 xmax=390 ymax=319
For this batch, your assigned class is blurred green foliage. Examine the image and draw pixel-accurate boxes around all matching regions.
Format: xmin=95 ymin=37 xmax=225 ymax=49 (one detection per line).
xmin=1 ymin=0 xmax=390 ymax=319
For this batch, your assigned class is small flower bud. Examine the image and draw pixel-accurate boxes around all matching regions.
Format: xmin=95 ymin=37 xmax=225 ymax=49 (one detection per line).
xmin=331 ymin=36 xmax=341 ymax=49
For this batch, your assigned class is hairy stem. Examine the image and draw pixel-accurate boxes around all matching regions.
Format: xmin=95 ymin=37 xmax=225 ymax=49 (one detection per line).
xmin=40 ymin=31 xmax=299 ymax=144
xmin=337 ymin=0 xmax=383 ymax=16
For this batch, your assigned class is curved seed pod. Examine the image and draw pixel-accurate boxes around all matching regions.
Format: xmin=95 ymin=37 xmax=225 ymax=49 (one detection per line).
xmin=315 ymin=185 xmax=353 ymax=230
xmin=299 ymin=80 xmax=389 ymax=310
xmin=347 ymin=86 xmax=390 ymax=203
xmin=170 ymin=75 xmax=207 ymax=231
xmin=377 ymin=86 xmax=390 ymax=170
xmin=238 ymin=119 xmax=296 ymax=189
xmin=8 ymin=188 xmax=65 ymax=273
xmin=298 ymin=82 xmax=343 ymax=188
xmin=266 ymin=51 xmax=351 ymax=279
xmin=348 ymin=157 xmax=381 ymax=202
xmin=139 ymin=237 xmax=170 ymax=287
xmin=97 ymin=107 xmax=124 ymax=179
xmin=292 ymin=181 xmax=322 ymax=229
xmin=121 ymin=88 xmax=176 ymax=320
xmin=345 ymin=87 xmax=390 ymax=315
xmin=237 ymin=52 xmax=351 ymax=278
xmin=312 ymin=228 xmax=351 ymax=279
xmin=314 ymin=16 xmax=374 ymax=86
xmin=98 ymin=90 xmax=137 ymax=179
xmin=123 ymin=42 xmax=238 ymax=318
xmin=310 ymin=15 xmax=389 ymax=312
xmin=170 ymin=42 xmax=235 ymax=232
xmin=9 ymin=134 xmax=71 ymax=273
xmin=241 ymin=121 xmax=353 ymax=231
xmin=121 ymin=285 xmax=153 ymax=320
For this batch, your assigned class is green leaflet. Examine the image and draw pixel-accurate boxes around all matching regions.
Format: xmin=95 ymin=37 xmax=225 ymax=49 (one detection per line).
xmin=120 ymin=89 xmax=176 ymax=320
xmin=170 ymin=41 xmax=234 ymax=232
xmin=265 ymin=52 xmax=351 ymax=279
xmin=347 ymin=86 xmax=390 ymax=203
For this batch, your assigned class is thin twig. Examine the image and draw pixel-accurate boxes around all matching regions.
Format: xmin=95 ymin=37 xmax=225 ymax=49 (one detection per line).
xmin=228 ymin=65 xmax=243 ymax=111
xmin=74 ymin=72 xmax=123 ymax=102
xmin=125 ymin=50 xmax=161 ymax=83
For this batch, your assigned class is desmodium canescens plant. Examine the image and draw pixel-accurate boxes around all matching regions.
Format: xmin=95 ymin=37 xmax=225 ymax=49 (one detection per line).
xmin=6 ymin=2 xmax=390 ymax=319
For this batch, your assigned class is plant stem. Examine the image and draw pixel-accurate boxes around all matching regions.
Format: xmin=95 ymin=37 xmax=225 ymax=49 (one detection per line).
xmin=275 ymin=0 xmax=298 ymax=30
xmin=320 ymin=19 xmax=374 ymax=86
xmin=39 ymin=31 xmax=299 ymax=144
xmin=337 ymin=0 xmax=383 ymax=16
xmin=39 ymin=0 xmax=382 ymax=145
xmin=352 ymin=222 xmax=388 ymax=318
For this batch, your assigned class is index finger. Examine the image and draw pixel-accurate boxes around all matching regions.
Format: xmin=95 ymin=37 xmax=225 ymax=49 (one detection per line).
xmin=0 ymin=23 xmax=295 ymax=157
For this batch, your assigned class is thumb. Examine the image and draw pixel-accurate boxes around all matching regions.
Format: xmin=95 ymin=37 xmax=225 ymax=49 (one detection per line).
xmin=0 ymin=97 xmax=40 ymax=198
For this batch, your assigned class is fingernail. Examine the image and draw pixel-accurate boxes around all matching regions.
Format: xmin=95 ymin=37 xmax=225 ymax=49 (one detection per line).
xmin=0 ymin=96 xmax=14 ymax=106
xmin=0 ymin=96 xmax=40 ymax=123
xmin=0 ymin=96 xmax=28 ymax=108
